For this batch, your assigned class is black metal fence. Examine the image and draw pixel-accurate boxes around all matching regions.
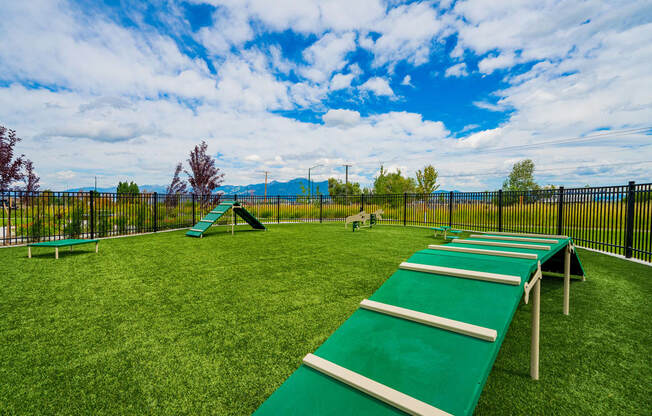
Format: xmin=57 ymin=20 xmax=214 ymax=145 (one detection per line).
xmin=2 ymin=181 xmax=651 ymax=262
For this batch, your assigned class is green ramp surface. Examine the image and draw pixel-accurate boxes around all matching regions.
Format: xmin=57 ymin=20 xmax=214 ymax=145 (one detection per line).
xmin=233 ymin=203 xmax=266 ymax=230
xmin=185 ymin=201 xmax=235 ymax=237
xmin=255 ymin=236 xmax=575 ymax=416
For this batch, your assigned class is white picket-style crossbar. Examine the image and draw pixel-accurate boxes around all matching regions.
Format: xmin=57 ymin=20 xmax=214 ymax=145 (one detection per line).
xmin=399 ymin=262 xmax=521 ymax=285
xmin=456 ymin=239 xmax=551 ymax=251
xmin=360 ymin=299 xmax=497 ymax=342
xmin=189 ymin=228 xmax=203 ymax=232
xmin=302 ymin=353 xmax=452 ymax=416
xmin=199 ymin=220 xmax=213 ymax=223
xmin=479 ymin=231 xmax=568 ymax=239
xmin=426 ymin=245 xmax=538 ymax=260
xmin=470 ymin=234 xmax=559 ymax=244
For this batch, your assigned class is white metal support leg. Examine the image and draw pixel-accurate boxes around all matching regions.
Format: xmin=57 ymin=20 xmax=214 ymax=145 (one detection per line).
xmin=564 ymin=244 xmax=571 ymax=315
xmin=531 ymin=270 xmax=541 ymax=380
xmin=28 ymin=247 xmax=31 ymax=258
xmin=231 ymin=208 xmax=234 ymax=236
xmin=55 ymin=247 xmax=59 ymax=259
xmin=524 ymin=261 xmax=542 ymax=380
xmin=95 ymin=242 xmax=99 ymax=253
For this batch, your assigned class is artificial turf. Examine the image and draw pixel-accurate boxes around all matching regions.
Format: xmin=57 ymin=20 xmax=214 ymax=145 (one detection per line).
xmin=0 ymin=223 xmax=650 ymax=415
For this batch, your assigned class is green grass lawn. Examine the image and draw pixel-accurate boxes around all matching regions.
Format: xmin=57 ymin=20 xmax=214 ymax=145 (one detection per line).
xmin=1 ymin=223 xmax=650 ymax=415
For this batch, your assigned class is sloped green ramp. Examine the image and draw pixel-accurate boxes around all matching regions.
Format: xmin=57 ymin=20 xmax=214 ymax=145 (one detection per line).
xmin=186 ymin=201 xmax=234 ymax=237
xmin=255 ymin=236 xmax=576 ymax=415
xmin=233 ymin=203 xmax=266 ymax=230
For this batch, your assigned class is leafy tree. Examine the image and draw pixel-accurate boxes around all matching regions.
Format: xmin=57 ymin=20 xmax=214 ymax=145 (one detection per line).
xmin=22 ymin=160 xmax=40 ymax=192
xmin=184 ymin=141 xmax=224 ymax=196
xmin=0 ymin=125 xmax=26 ymax=190
xmin=166 ymin=163 xmax=187 ymax=195
xmin=117 ymin=181 xmax=139 ymax=194
xmin=415 ymin=164 xmax=440 ymax=194
xmin=373 ymin=165 xmax=416 ymax=194
xmin=328 ymin=178 xmax=361 ymax=196
xmin=502 ymin=159 xmax=539 ymax=191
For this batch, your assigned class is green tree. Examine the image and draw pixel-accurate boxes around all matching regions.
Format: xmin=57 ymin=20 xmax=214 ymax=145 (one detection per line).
xmin=116 ymin=181 xmax=139 ymax=194
xmin=502 ymin=159 xmax=539 ymax=191
xmin=373 ymin=165 xmax=416 ymax=194
xmin=415 ymin=164 xmax=440 ymax=194
xmin=328 ymin=178 xmax=361 ymax=196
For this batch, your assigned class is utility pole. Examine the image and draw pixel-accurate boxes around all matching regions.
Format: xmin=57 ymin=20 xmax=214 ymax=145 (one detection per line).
xmin=343 ymin=164 xmax=352 ymax=195
xmin=94 ymin=176 xmax=97 ymax=191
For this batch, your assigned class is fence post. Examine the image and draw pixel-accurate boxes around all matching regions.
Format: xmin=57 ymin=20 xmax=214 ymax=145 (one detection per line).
xmin=361 ymin=194 xmax=364 ymax=212
xmin=277 ymin=196 xmax=280 ymax=224
xmin=557 ymin=187 xmax=564 ymax=236
xmin=320 ymin=194 xmax=323 ymax=223
xmin=449 ymin=191 xmax=453 ymax=227
xmin=234 ymin=194 xmax=238 ymax=226
xmin=89 ymin=191 xmax=94 ymax=239
xmin=153 ymin=192 xmax=158 ymax=232
xmin=625 ymin=181 xmax=636 ymax=258
xmin=192 ymin=194 xmax=196 ymax=225
xmin=498 ymin=189 xmax=503 ymax=232
xmin=403 ymin=193 xmax=407 ymax=226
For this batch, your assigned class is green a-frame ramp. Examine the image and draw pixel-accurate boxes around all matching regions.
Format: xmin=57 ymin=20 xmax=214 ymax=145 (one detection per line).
xmin=255 ymin=233 xmax=584 ymax=416
xmin=186 ymin=200 xmax=265 ymax=238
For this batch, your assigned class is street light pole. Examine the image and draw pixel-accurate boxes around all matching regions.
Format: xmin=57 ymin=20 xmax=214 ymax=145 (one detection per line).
xmin=308 ymin=164 xmax=323 ymax=200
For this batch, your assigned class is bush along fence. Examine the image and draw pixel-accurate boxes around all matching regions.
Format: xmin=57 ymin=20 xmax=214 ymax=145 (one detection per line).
xmin=1 ymin=181 xmax=651 ymax=262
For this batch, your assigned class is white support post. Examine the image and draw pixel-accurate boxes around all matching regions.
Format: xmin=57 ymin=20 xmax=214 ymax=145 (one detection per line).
xmin=564 ymin=244 xmax=571 ymax=315
xmin=70 ymin=245 xmax=73 ymax=252
xmin=232 ymin=207 xmax=234 ymax=236
xmin=28 ymin=246 xmax=31 ymax=258
xmin=95 ymin=242 xmax=99 ymax=253
xmin=55 ymin=247 xmax=59 ymax=259
xmin=530 ymin=262 xmax=541 ymax=380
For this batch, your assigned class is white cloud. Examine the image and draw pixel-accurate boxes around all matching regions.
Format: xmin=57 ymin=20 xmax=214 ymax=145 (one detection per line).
xmin=299 ymin=32 xmax=356 ymax=83
xmin=401 ymin=75 xmax=412 ymax=86
xmin=330 ymin=73 xmax=355 ymax=90
xmin=444 ymin=62 xmax=468 ymax=77
xmin=363 ymin=2 xmax=446 ymax=69
xmin=322 ymin=109 xmax=361 ymax=127
xmin=359 ymin=77 xmax=394 ymax=97
xmin=477 ymin=52 xmax=516 ymax=74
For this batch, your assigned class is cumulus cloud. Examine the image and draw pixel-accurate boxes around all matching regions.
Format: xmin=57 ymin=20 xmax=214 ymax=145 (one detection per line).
xmin=322 ymin=109 xmax=361 ymax=127
xmin=359 ymin=77 xmax=394 ymax=97
xmin=445 ymin=62 xmax=468 ymax=77
xmin=0 ymin=0 xmax=650 ymax=190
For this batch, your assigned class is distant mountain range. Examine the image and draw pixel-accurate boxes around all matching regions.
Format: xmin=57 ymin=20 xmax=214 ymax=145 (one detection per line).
xmin=65 ymin=178 xmax=458 ymax=196
xmin=65 ymin=178 xmax=329 ymax=196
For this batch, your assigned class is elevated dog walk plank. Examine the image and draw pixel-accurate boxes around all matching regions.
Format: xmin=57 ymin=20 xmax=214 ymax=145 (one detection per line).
xmin=255 ymin=236 xmax=582 ymax=416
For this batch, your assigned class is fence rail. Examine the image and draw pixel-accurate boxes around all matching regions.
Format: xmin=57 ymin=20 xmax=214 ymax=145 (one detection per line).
xmin=2 ymin=181 xmax=651 ymax=262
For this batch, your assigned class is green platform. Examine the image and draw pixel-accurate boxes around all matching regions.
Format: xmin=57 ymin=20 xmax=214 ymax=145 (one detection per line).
xmin=255 ymin=234 xmax=583 ymax=415
xmin=27 ymin=239 xmax=99 ymax=247
xmin=185 ymin=201 xmax=265 ymax=238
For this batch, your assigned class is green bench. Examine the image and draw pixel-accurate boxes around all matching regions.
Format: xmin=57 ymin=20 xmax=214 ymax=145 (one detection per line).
xmin=28 ymin=239 xmax=99 ymax=259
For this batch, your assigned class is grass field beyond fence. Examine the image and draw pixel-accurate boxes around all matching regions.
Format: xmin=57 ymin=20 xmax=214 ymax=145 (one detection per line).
xmin=1 ymin=224 xmax=650 ymax=415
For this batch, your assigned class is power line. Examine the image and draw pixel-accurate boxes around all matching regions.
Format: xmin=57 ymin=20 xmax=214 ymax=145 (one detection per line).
xmin=438 ymin=159 xmax=652 ymax=178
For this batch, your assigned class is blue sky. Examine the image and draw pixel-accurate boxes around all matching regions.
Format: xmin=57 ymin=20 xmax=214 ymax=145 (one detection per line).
xmin=0 ymin=0 xmax=651 ymax=191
